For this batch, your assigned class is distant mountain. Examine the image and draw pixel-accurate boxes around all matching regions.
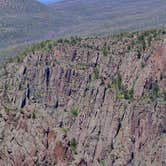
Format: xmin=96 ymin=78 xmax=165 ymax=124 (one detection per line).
xmin=50 ymin=0 xmax=166 ymax=36
xmin=0 ymin=0 xmax=61 ymax=59
xmin=0 ymin=0 xmax=49 ymax=14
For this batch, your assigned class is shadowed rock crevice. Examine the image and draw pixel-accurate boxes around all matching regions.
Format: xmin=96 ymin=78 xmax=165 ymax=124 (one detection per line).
xmin=45 ymin=67 xmax=50 ymax=88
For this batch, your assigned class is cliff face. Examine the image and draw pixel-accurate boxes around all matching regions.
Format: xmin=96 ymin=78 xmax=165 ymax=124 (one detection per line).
xmin=0 ymin=30 xmax=166 ymax=165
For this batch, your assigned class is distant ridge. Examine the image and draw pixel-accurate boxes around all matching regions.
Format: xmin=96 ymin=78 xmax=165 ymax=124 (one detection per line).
xmin=0 ymin=0 xmax=166 ymax=60
xmin=0 ymin=0 xmax=58 ymax=60
xmin=50 ymin=0 xmax=166 ymax=36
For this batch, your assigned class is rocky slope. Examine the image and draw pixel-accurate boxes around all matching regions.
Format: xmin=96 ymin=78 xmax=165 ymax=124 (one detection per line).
xmin=0 ymin=30 xmax=166 ymax=165
xmin=1 ymin=0 xmax=166 ymax=61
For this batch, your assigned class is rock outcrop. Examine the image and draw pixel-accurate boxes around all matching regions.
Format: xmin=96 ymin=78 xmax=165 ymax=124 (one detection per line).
xmin=0 ymin=30 xmax=166 ymax=165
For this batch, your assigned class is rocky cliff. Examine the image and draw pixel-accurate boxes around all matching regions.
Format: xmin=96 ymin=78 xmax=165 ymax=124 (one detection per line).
xmin=0 ymin=30 xmax=166 ymax=166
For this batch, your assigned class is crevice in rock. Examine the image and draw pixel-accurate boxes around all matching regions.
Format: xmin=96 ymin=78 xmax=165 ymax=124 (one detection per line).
xmin=127 ymin=152 xmax=134 ymax=165
xmin=114 ymin=120 xmax=121 ymax=138
xmin=45 ymin=67 xmax=50 ymax=88
xmin=20 ymin=95 xmax=26 ymax=108
xmin=65 ymin=69 xmax=72 ymax=82
xmin=26 ymin=84 xmax=30 ymax=99
xmin=101 ymin=87 xmax=107 ymax=107
xmin=71 ymin=50 xmax=77 ymax=62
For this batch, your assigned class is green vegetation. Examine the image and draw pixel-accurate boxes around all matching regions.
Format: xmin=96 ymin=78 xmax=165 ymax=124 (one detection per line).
xmin=32 ymin=112 xmax=36 ymax=119
xmin=102 ymin=43 xmax=109 ymax=56
xmin=110 ymin=154 xmax=119 ymax=161
xmin=71 ymin=108 xmax=80 ymax=117
xmin=109 ymin=74 xmax=122 ymax=91
xmin=148 ymin=82 xmax=166 ymax=102
xmin=98 ymin=159 xmax=106 ymax=166
xmin=70 ymin=36 xmax=82 ymax=45
xmin=102 ymin=46 xmax=108 ymax=56
xmin=163 ymin=92 xmax=166 ymax=101
xmin=137 ymin=33 xmax=146 ymax=50
xmin=61 ymin=128 xmax=69 ymax=135
xmin=70 ymin=138 xmax=77 ymax=154
xmin=57 ymin=36 xmax=82 ymax=45
xmin=127 ymin=45 xmax=131 ymax=51
xmin=124 ymin=89 xmax=134 ymax=100
xmin=137 ymin=50 xmax=141 ymax=59
xmin=4 ymin=83 xmax=14 ymax=91
xmin=19 ymin=109 xmax=24 ymax=114
xmin=4 ymin=29 xmax=166 ymax=65
xmin=141 ymin=62 xmax=146 ymax=68
xmin=16 ymin=40 xmax=56 ymax=63
xmin=14 ymin=36 xmax=83 ymax=63
xmin=4 ymin=106 xmax=12 ymax=113
xmin=92 ymin=68 xmax=99 ymax=80
xmin=109 ymin=74 xmax=134 ymax=101
xmin=135 ymin=29 xmax=166 ymax=50
xmin=116 ymin=88 xmax=134 ymax=101
xmin=111 ymin=29 xmax=166 ymax=54
xmin=149 ymin=82 xmax=160 ymax=101
xmin=140 ymin=82 xmax=166 ymax=102
xmin=64 ymin=109 xmax=67 ymax=112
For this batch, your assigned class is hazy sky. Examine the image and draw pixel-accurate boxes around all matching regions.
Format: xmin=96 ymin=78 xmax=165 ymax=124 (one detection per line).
xmin=38 ymin=0 xmax=62 ymax=4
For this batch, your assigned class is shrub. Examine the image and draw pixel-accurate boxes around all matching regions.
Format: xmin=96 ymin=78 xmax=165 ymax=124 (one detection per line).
xmin=113 ymin=74 xmax=122 ymax=91
xmin=137 ymin=34 xmax=146 ymax=50
xmin=57 ymin=38 xmax=63 ymax=43
xmin=108 ymin=82 xmax=112 ymax=89
xmin=19 ymin=109 xmax=24 ymax=114
xmin=70 ymin=36 xmax=82 ymax=45
xmin=70 ymin=138 xmax=77 ymax=154
xmin=137 ymin=50 xmax=141 ymax=59
xmin=117 ymin=93 xmax=125 ymax=100
xmin=98 ymin=159 xmax=106 ymax=166
xmin=102 ymin=46 xmax=108 ymax=56
xmin=141 ymin=62 xmax=145 ymax=68
xmin=124 ymin=89 xmax=134 ymax=100
xmin=163 ymin=91 xmax=166 ymax=101
xmin=109 ymin=74 xmax=134 ymax=101
xmin=149 ymin=82 xmax=160 ymax=101
xmin=108 ymin=75 xmax=122 ymax=91
xmin=4 ymin=106 xmax=11 ymax=113
xmin=16 ymin=40 xmax=56 ymax=63
xmin=127 ymin=45 xmax=131 ymax=51
xmin=92 ymin=68 xmax=99 ymax=80
xmin=61 ymin=128 xmax=68 ymax=135
xmin=64 ymin=109 xmax=67 ymax=112
xmin=71 ymin=108 xmax=80 ymax=117
xmin=110 ymin=154 xmax=119 ymax=161
xmin=32 ymin=112 xmax=36 ymax=119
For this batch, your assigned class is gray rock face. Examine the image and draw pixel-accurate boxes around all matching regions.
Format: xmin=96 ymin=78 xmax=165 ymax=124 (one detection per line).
xmin=0 ymin=31 xmax=166 ymax=165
